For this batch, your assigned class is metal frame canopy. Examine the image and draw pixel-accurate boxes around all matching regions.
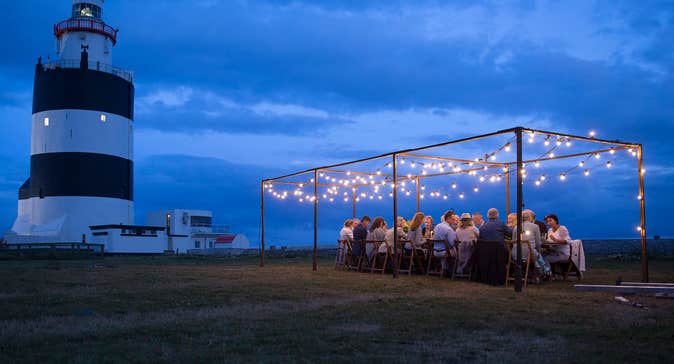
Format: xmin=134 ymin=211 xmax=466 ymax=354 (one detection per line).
xmin=261 ymin=127 xmax=648 ymax=290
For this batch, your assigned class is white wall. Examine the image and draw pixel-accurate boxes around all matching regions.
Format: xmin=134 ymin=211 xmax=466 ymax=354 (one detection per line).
xmin=32 ymin=110 xmax=132 ymax=159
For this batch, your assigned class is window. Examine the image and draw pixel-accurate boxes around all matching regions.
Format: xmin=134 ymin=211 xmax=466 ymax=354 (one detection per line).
xmin=72 ymin=3 xmax=102 ymax=19
xmin=194 ymin=241 xmax=200 ymax=248
xmin=43 ymin=117 xmax=49 ymax=126
xmin=190 ymin=216 xmax=212 ymax=227
xmin=100 ymin=114 xmax=106 ymax=122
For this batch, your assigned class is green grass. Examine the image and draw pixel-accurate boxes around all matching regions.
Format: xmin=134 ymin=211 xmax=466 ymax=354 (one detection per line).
xmin=0 ymin=255 xmax=673 ymax=363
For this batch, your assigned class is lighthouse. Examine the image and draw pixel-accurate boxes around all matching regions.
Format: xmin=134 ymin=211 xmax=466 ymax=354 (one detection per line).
xmin=10 ymin=0 xmax=134 ymax=242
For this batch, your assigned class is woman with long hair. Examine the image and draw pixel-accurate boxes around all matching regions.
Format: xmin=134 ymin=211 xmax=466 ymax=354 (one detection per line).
xmin=405 ymin=212 xmax=425 ymax=250
xmin=365 ymin=217 xmax=387 ymax=260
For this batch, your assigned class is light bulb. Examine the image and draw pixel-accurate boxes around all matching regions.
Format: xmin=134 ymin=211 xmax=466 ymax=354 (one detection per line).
xmin=584 ymin=169 xmax=590 ymax=176
xmin=606 ymin=161 xmax=612 ymax=168
xmin=559 ymin=173 xmax=566 ymax=181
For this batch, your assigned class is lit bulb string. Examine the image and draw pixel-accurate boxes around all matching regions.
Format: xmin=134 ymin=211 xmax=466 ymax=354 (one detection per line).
xmin=264 ymin=138 xmax=639 ymax=202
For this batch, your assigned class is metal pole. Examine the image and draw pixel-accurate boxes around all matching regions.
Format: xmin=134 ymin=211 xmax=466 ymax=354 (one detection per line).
xmin=392 ymin=153 xmax=399 ymax=278
xmin=352 ymin=187 xmax=357 ymax=218
xmin=515 ymin=128 xmax=523 ymax=292
xmin=637 ymin=146 xmax=648 ymax=282
xmin=260 ymin=181 xmax=265 ymax=267
xmin=313 ymin=169 xmax=318 ymax=272
xmin=505 ymin=168 xmax=510 ymax=216
xmin=415 ymin=176 xmax=421 ymax=212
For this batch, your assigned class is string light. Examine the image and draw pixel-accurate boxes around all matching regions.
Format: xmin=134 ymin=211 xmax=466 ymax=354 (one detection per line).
xmin=606 ymin=161 xmax=612 ymax=168
xmin=540 ymin=175 xmax=546 ymax=181
xmin=443 ymin=194 xmax=448 ymax=200
xmin=637 ymin=194 xmax=643 ymax=200
xmin=451 ymin=182 xmax=457 ymax=189
xmin=544 ymin=135 xmax=551 ymax=146
xmin=504 ymin=143 xmax=512 ymax=152
xmin=534 ymin=161 xmax=540 ymax=168
xmin=410 ymin=161 xmax=416 ymax=168
xmin=473 ymin=186 xmax=479 ymax=192
xmin=556 ymin=138 xmax=562 ymax=146
xmin=565 ymin=140 xmax=572 ymax=147
xmin=579 ymin=161 xmax=585 ymax=167
xmin=400 ymin=158 xmax=405 ymax=164
xmin=549 ymin=152 xmax=555 ymax=158
xmin=559 ymin=173 xmax=566 ymax=181
xmin=535 ymin=180 xmax=541 ymax=186
xmin=640 ymin=168 xmax=646 ymax=175
xmin=589 ymin=130 xmax=596 ymax=138
xmin=584 ymin=169 xmax=590 ymax=176
xmin=609 ymin=149 xmax=615 ymax=155
xmin=459 ymin=192 xmax=464 ymax=199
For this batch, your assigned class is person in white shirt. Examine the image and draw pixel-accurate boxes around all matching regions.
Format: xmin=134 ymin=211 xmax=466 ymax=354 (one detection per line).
xmin=543 ymin=214 xmax=571 ymax=265
xmin=337 ymin=219 xmax=354 ymax=264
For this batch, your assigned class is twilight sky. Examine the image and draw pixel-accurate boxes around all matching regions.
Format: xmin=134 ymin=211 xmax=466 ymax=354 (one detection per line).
xmin=1 ymin=0 xmax=672 ymax=246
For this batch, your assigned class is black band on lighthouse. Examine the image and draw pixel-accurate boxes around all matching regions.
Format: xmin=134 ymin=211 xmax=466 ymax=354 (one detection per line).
xmin=32 ymin=66 xmax=134 ymax=120
xmin=29 ymin=152 xmax=133 ymax=201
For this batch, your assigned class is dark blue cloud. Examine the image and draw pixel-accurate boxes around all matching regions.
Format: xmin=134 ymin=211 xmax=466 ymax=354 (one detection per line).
xmin=1 ymin=0 xmax=673 ymax=242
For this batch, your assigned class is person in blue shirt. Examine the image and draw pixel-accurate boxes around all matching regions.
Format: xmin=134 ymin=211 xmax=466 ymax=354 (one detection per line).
xmin=478 ymin=208 xmax=512 ymax=245
xmin=351 ymin=215 xmax=371 ymax=256
xmin=433 ymin=211 xmax=457 ymax=275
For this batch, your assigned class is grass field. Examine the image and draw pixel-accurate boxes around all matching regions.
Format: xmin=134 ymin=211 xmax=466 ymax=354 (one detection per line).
xmin=0 ymin=255 xmax=673 ymax=363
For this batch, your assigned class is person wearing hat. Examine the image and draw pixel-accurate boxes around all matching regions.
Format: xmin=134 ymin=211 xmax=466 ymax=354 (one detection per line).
xmin=455 ymin=213 xmax=479 ymax=274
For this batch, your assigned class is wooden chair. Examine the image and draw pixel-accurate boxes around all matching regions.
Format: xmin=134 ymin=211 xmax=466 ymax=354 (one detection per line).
xmin=335 ymin=239 xmax=347 ymax=270
xmin=426 ymin=239 xmax=452 ymax=278
xmin=452 ymin=240 xmax=474 ymax=280
xmin=345 ymin=240 xmax=363 ymax=272
xmin=551 ymin=243 xmax=582 ymax=281
xmin=396 ymin=240 xmax=415 ymax=275
xmin=505 ymin=240 xmax=539 ymax=287
xmin=370 ymin=240 xmax=389 ymax=274
xmin=361 ymin=240 xmax=381 ymax=272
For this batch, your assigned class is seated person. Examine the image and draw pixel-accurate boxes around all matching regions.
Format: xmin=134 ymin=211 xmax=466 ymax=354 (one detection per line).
xmin=433 ymin=211 xmax=458 ymax=273
xmin=543 ymin=214 xmax=571 ymax=266
xmin=383 ymin=216 xmax=407 ymax=253
xmin=421 ymin=216 xmax=434 ymax=239
xmin=365 ymin=217 xmax=387 ymax=260
xmin=479 ymin=208 xmax=512 ymax=245
xmin=351 ymin=215 xmax=371 ymax=256
xmin=405 ymin=212 xmax=425 ymax=250
xmin=511 ymin=211 xmax=550 ymax=276
xmin=455 ymin=213 xmax=479 ymax=274
xmin=339 ymin=219 xmax=354 ymax=241
xmin=337 ymin=219 xmax=354 ymax=264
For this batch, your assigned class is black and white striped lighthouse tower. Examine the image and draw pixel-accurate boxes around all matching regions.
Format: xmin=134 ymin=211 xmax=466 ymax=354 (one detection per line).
xmin=11 ymin=0 xmax=134 ymax=242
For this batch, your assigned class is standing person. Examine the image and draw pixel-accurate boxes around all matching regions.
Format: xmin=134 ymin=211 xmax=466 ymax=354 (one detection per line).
xmin=543 ymin=214 xmax=571 ymax=266
xmin=472 ymin=212 xmax=485 ymax=230
xmin=352 ymin=217 xmax=360 ymax=227
xmin=366 ymin=217 xmax=387 ymax=260
xmin=479 ymin=208 xmax=512 ymax=245
xmin=352 ymin=216 xmax=371 ymax=257
xmin=422 ymin=216 xmax=435 ymax=240
xmin=433 ymin=211 xmax=458 ymax=274
xmin=405 ymin=212 xmax=425 ymax=250
xmin=455 ymin=213 xmax=479 ymax=274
